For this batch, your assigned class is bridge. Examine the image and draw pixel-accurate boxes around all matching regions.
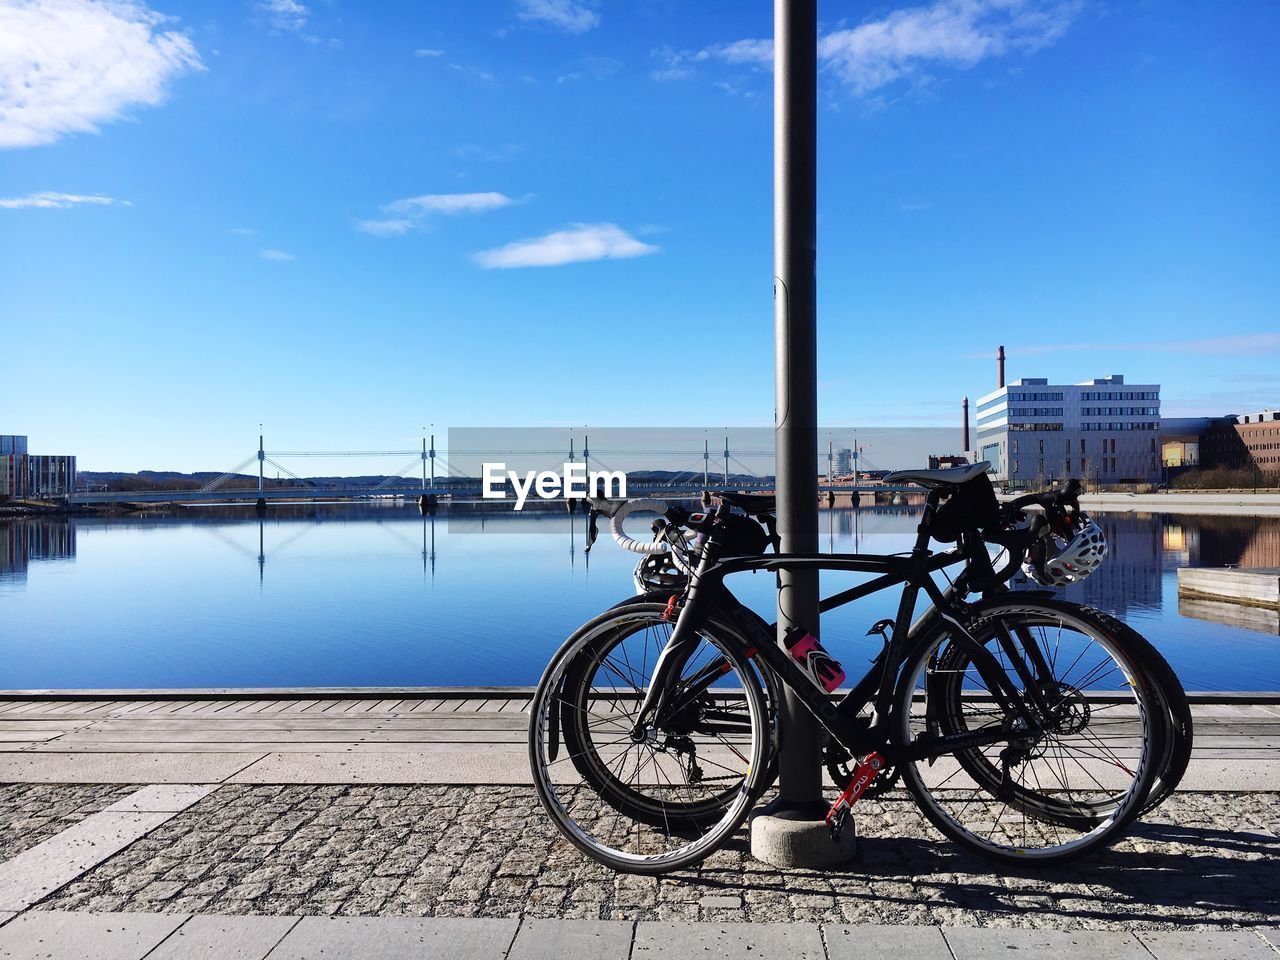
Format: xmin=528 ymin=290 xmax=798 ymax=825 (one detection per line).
xmin=65 ymin=432 xmax=922 ymax=506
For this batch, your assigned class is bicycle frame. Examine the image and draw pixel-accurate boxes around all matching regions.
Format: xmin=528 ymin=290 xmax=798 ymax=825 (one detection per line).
xmin=632 ymin=494 xmax=1045 ymax=768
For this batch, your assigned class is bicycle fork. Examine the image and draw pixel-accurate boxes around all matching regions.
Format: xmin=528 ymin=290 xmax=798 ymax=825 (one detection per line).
xmin=629 ymin=548 xmax=717 ymax=740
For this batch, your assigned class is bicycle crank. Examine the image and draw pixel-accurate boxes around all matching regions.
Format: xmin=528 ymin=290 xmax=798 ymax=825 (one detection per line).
xmin=825 ymin=751 xmax=887 ymax=842
xmin=825 ymin=740 xmax=900 ymax=798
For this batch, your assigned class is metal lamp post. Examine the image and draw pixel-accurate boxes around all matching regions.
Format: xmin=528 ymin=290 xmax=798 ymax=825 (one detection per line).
xmin=750 ymin=0 xmax=857 ymax=867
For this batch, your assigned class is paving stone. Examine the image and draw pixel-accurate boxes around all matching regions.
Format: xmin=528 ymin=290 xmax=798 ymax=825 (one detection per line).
xmin=0 ymin=812 xmax=174 ymax=911
xmin=101 ymin=786 xmax=219 ymax=814
xmin=268 ymin=916 xmax=519 ymax=959
xmin=1259 ymin=929 xmax=1280 ymax=949
xmin=944 ymin=927 xmax=1151 ymax=959
xmin=21 ymin=786 xmax=1280 ymax=929
xmin=1137 ymin=929 xmax=1278 ymax=959
xmin=0 ymin=914 xmax=12 ymax=927
xmin=824 ymin=923 xmax=951 ymax=959
xmin=0 ymin=785 xmax=135 ymax=862
xmin=144 ymin=915 xmax=299 ymax=959
xmin=0 ymin=753 xmax=263 ymax=784
xmin=509 ymin=918 xmax=633 ymax=960
xmin=0 ymin=910 xmax=187 ymax=960
xmin=633 ymin=920 xmax=825 ymax=960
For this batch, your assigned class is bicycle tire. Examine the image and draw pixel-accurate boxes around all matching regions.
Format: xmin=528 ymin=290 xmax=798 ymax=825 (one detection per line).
xmin=896 ymin=599 xmax=1165 ymax=865
xmin=1081 ymin=607 xmax=1193 ymax=814
xmin=529 ymin=603 xmax=771 ymax=874
xmin=605 ymin=593 xmax=782 ymax=814
xmin=941 ymin=597 xmax=1192 ymax=819
xmin=558 ymin=601 xmax=776 ymax=829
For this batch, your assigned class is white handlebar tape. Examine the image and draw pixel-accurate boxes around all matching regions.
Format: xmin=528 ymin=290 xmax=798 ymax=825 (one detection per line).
xmin=610 ymin=499 xmax=671 ymax=554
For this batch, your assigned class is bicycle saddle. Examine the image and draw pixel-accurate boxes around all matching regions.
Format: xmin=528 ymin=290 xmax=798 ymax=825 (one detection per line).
xmin=884 ymin=462 xmax=991 ymax=488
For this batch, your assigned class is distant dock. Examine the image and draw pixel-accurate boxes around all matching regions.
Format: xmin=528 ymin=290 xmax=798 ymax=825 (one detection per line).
xmin=1177 ymin=566 xmax=1280 ymax=610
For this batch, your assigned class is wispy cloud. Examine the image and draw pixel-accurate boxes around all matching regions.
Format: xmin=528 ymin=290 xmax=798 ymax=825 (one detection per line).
xmin=515 ymin=0 xmax=599 ymax=34
xmin=227 ymin=226 xmax=256 ymax=236
xmin=702 ymin=39 xmax=774 ymax=67
xmin=359 ymin=192 xmax=517 ymax=237
xmin=962 ymin=333 xmax=1280 ymax=360
xmin=0 ymin=0 xmax=203 ymax=150
xmin=257 ymin=0 xmax=340 ymax=47
xmin=259 ymin=0 xmax=308 ymax=32
xmin=356 ymin=218 xmax=414 ymax=237
xmin=651 ymin=40 xmax=772 ymax=81
xmin=473 ymin=223 xmax=658 ymax=269
xmin=820 ymin=0 xmax=1081 ymax=94
xmin=414 ymin=48 xmax=445 ymax=57
xmin=653 ymin=0 xmax=1081 ymax=96
xmin=260 ymin=249 xmax=297 ymax=261
xmin=0 ymin=191 xmax=130 ymax=209
xmin=384 ymin=192 xmax=515 ymax=216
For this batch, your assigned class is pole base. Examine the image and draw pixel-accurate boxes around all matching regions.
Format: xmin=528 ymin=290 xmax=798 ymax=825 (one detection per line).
xmin=749 ymin=805 xmax=856 ymax=869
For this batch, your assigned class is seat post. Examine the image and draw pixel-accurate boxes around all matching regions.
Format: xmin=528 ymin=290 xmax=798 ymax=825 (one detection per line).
xmin=914 ymin=489 xmax=943 ymax=553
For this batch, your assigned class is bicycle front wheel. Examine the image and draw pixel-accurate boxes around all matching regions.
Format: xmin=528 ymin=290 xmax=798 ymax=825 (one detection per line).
xmin=897 ymin=600 xmax=1163 ymax=865
xmin=529 ymin=603 xmax=769 ymax=874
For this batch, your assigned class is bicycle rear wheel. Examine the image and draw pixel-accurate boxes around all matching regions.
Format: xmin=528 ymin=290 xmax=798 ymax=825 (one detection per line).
xmin=897 ymin=600 xmax=1163 ymax=865
xmin=1081 ymin=607 xmax=1192 ymax=815
xmin=933 ymin=598 xmax=1191 ymax=821
xmin=529 ymin=604 xmax=769 ymax=873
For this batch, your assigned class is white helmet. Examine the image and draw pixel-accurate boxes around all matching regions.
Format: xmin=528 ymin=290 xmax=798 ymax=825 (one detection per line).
xmin=1022 ymin=517 xmax=1108 ymax=586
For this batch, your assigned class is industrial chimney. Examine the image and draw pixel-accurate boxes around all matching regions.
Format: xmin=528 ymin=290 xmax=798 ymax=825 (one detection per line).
xmin=997 ymin=345 xmax=1006 ymax=389
xmin=962 ymin=396 xmax=970 ymax=454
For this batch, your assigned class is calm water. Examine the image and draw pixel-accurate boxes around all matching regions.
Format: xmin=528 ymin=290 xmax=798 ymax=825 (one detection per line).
xmin=2 ymin=504 xmax=1278 ymax=691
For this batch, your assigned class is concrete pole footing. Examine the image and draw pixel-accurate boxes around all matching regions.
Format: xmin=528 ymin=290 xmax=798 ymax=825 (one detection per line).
xmin=749 ymin=808 xmax=857 ymax=868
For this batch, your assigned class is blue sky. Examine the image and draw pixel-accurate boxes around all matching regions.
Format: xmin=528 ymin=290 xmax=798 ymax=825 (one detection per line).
xmin=2 ymin=0 xmax=1278 ymax=472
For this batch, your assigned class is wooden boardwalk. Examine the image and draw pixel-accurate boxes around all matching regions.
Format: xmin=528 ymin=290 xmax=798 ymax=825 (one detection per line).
xmin=1 ymin=691 xmax=1278 ymax=789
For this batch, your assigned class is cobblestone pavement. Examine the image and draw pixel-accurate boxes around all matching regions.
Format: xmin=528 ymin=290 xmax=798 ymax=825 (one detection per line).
xmin=32 ymin=786 xmax=1280 ymax=930
xmin=0 ymin=784 xmax=136 ymax=862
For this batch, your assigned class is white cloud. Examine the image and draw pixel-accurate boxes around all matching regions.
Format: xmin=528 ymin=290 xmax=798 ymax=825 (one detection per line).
xmin=383 ymin=192 xmax=515 ymax=216
xmin=698 ymin=39 xmax=774 ymax=67
xmin=227 ymin=226 xmax=256 ymax=236
xmin=356 ymin=218 xmax=414 ymax=237
xmin=653 ymin=1 xmax=1080 ymax=95
xmin=516 ymin=0 xmax=599 ymax=34
xmin=0 ymin=191 xmax=130 ymax=209
xmin=359 ymin=192 xmax=516 ymax=237
xmin=0 ymin=0 xmax=204 ymax=150
xmin=819 ymin=0 xmax=1081 ymax=94
xmin=414 ymin=48 xmax=444 ymax=57
xmin=260 ymin=248 xmax=297 ymax=261
xmin=260 ymin=0 xmax=308 ymax=32
xmin=473 ymin=223 xmax=658 ymax=269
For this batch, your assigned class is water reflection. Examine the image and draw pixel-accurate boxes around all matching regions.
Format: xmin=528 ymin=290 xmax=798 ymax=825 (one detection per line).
xmin=1 ymin=504 xmax=1277 ymax=690
xmin=1017 ymin=513 xmax=1164 ymax=616
xmin=0 ymin=520 xmax=76 ymax=582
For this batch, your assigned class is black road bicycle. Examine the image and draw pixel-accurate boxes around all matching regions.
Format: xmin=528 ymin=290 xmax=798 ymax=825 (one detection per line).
xmin=529 ymin=464 xmax=1189 ymax=873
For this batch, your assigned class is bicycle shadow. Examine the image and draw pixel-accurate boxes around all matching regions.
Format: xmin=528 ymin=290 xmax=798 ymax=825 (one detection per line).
xmin=695 ymin=819 xmax=1280 ymax=927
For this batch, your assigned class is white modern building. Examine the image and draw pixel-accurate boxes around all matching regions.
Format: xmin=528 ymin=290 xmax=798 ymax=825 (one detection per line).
xmin=834 ymin=447 xmax=853 ymax=476
xmin=974 ymin=375 xmax=1161 ymax=488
